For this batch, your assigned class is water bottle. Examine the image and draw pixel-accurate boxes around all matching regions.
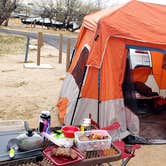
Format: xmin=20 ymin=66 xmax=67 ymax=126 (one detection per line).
xmin=38 ymin=111 xmax=51 ymax=134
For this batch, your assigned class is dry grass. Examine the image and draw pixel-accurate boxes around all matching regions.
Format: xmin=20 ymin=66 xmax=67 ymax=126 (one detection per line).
xmin=0 ymin=33 xmax=26 ymax=56
xmin=0 ymin=18 xmax=78 ymax=56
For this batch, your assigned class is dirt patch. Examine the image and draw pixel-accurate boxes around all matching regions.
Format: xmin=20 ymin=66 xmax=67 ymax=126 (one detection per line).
xmin=0 ymin=33 xmax=66 ymax=128
xmin=1 ymin=69 xmax=16 ymax=72
xmin=4 ymin=81 xmax=28 ymax=88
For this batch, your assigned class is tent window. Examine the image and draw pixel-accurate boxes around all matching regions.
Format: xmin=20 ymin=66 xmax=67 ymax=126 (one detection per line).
xmin=71 ymin=46 xmax=89 ymax=89
xmin=129 ymin=49 xmax=152 ymax=69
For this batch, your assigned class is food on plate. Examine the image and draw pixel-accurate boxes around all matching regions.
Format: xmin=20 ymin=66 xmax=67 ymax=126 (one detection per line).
xmin=79 ymin=134 xmax=89 ymax=141
xmin=79 ymin=133 xmax=109 ymax=141
xmin=51 ymin=147 xmax=78 ymax=160
xmin=75 ymin=130 xmax=112 ymax=151
xmin=102 ymin=148 xmax=118 ymax=156
xmin=89 ymin=133 xmax=108 ymax=140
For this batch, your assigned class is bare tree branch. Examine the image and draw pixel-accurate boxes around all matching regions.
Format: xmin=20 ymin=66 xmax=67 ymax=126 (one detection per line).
xmin=0 ymin=0 xmax=19 ymax=25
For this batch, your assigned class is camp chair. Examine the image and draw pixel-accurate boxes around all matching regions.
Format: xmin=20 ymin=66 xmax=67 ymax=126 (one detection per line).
xmin=89 ymin=114 xmax=141 ymax=166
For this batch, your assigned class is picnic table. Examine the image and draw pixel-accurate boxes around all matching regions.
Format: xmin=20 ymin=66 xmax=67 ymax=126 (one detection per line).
xmin=0 ymin=124 xmax=139 ymax=166
xmin=0 ymin=140 xmax=121 ymax=166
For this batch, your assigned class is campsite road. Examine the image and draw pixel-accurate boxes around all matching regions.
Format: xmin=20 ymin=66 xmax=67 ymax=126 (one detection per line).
xmin=0 ymin=28 xmax=77 ymax=53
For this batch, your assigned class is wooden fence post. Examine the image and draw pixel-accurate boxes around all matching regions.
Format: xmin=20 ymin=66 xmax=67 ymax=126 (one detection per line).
xmin=24 ymin=36 xmax=30 ymax=63
xmin=59 ymin=34 xmax=63 ymax=64
xmin=37 ymin=32 xmax=43 ymax=66
xmin=66 ymin=38 xmax=71 ymax=71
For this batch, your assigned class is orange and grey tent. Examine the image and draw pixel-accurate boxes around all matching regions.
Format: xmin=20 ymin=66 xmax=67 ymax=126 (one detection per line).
xmin=57 ymin=0 xmax=166 ymax=139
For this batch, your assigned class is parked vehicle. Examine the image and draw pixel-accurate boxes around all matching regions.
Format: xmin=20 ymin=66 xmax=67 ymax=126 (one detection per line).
xmin=21 ymin=17 xmax=39 ymax=25
xmin=21 ymin=17 xmax=80 ymax=31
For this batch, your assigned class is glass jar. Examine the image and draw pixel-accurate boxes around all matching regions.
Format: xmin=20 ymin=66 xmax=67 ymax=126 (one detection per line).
xmin=80 ymin=118 xmax=91 ymax=131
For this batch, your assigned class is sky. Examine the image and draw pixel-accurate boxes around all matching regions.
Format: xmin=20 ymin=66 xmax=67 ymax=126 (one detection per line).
xmin=135 ymin=0 xmax=166 ymax=4
xmin=21 ymin=0 xmax=166 ymax=6
xmin=115 ymin=0 xmax=166 ymax=5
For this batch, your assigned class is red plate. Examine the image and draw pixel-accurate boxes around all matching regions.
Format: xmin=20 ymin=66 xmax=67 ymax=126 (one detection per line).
xmin=43 ymin=146 xmax=85 ymax=166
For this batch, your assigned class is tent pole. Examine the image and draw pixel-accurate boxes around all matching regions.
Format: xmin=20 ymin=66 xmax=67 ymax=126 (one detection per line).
xmin=70 ymin=66 xmax=87 ymax=125
xmin=159 ymin=54 xmax=166 ymax=94
xmin=69 ymin=48 xmax=76 ymax=68
xmin=97 ymin=69 xmax=101 ymax=125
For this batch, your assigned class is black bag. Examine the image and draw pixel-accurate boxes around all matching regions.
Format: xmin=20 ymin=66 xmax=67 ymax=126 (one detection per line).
xmin=134 ymin=81 xmax=153 ymax=97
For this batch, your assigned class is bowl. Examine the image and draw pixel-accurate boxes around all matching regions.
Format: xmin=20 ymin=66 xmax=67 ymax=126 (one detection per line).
xmin=62 ymin=126 xmax=80 ymax=138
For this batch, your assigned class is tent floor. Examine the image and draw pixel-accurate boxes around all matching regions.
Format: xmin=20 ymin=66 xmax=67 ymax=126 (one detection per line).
xmin=139 ymin=110 xmax=166 ymax=140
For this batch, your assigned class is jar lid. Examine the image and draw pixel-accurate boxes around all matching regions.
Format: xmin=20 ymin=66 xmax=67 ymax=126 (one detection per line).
xmin=41 ymin=111 xmax=50 ymax=116
xmin=83 ymin=118 xmax=91 ymax=124
xmin=81 ymin=123 xmax=89 ymax=126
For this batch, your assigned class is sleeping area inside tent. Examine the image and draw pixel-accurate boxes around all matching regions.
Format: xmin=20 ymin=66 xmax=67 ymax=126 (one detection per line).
xmin=123 ymin=48 xmax=166 ymax=141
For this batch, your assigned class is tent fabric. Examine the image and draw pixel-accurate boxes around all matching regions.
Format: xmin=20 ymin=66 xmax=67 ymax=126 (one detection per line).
xmin=69 ymin=28 xmax=94 ymax=72
xmin=82 ymin=38 xmax=127 ymax=100
xmin=56 ymin=97 xmax=69 ymax=123
xmin=131 ymin=67 xmax=152 ymax=83
xmin=151 ymin=52 xmax=166 ymax=88
xmin=83 ymin=4 xmax=125 ymax=31
xmin=87 ymin=0 xmax=166 ymax=68
xmin=57 ymin=0 xmax=166 ymax=137
xmin=69 ymin=0 xmax=166 ymax=99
